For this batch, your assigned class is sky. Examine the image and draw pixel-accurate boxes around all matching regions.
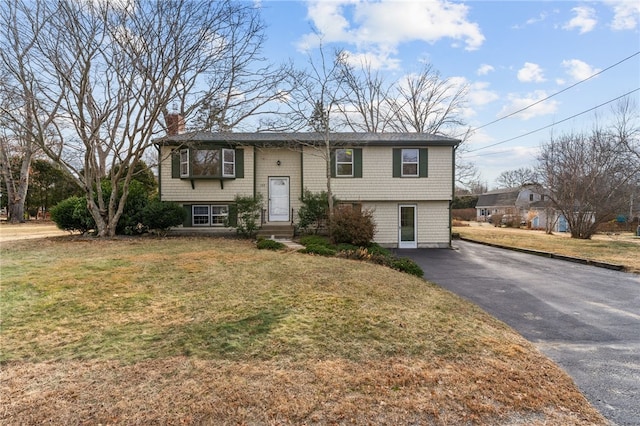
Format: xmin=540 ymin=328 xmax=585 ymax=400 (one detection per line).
xmin=256 ymin=0 xmax=640 ymax=188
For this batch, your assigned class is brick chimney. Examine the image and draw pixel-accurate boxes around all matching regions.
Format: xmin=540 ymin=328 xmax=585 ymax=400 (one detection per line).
xmin=165 ymin=113 xmax=185 ymax=136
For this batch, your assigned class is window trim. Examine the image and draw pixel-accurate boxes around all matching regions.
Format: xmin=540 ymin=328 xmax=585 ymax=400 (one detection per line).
xmin=222 ymin=148 xmax=235 ymax=178
xmin=401 ymin=148 xmax=419 ymax=177
xmin=335 ymin=148 xmax=354 ymax=177
xmin=180 ymin=149 xmax=189 ymax=178
xmin=192 ymin=204 xmax=229 ymax=227
xmin=179 ymin=147 xmax=237 ymax=179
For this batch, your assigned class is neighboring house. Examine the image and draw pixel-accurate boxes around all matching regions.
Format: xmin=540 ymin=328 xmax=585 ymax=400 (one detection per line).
xmin=154 ymin=127 xmax=460 ymax=248
xmin=475 ymin=186 xmax=546 ymax=224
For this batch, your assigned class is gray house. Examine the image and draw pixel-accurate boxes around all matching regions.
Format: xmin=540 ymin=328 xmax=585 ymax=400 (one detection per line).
xmin=475 ymin=186 xmax=546 ymax=224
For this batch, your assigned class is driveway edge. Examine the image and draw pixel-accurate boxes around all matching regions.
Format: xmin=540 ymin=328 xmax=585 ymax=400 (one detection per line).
xmin=458 ymin=237 xmax=627 ymax=272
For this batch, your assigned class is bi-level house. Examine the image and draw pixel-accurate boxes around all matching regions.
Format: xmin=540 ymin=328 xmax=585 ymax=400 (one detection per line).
xmin=155 ymin=125 xmax=460 ymax=248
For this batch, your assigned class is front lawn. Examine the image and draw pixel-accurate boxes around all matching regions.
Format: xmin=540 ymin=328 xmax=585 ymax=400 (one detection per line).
xmin=0 ymin=236 xmax=605 ymax=424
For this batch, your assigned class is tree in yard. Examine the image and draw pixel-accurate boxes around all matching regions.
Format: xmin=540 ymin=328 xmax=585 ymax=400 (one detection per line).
xmin=337 ymin=57 xmax=478 ymax=188
xmin=537 ymin=120 xmax=640 ymax=239
xmin=0 ymin=0 xmax=268 ymax=237
xmin=266 ymin=41 xmax=348 ymax=223
xmin=495 ymin=167 xmax=539 ymax=189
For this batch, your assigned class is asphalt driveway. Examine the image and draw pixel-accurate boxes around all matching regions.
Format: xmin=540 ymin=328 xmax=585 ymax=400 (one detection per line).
xmin=396 ymin=240 xmax=640 ymax=426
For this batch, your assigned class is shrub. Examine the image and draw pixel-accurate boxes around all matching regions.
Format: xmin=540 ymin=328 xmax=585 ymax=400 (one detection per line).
xmin=330 ymin=207 xmax=376 ymax=246
xmin=228 ymin=194 xmax=263 ymax=238
xmin=142 ymin=200 xmax=186 ymax=235
xmin=298 ymin=244 xmax=337 ymax=256
xmin=116 ymin=180 xmax=150 ymax=235
xmin=298 ymin=189 xmax=337 ymax=234
xmin=299 ymin=235 xmax=331 ymax=247
xmin=50 ymin=196 xmax=95 ymax=233
xmin=257 ymin=239 xmax=286 ymax=250
xmin=388 ymin=257 xmax=424 ymax=277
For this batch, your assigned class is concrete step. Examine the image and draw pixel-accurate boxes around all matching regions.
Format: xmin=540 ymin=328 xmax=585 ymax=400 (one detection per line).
xmin=257 ymin=224 xmax=295 ymax=239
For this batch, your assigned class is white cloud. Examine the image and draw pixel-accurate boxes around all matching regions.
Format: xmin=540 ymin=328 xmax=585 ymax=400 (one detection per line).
xmin=517 ymin=63 xmax=546 ymax=83
xmin=477 ymin=64 xmax=495 ymax=76
xmin=563 ymin=6 xmax=597 ymax=34
xmin=605 ymin=0 xmax=640 ymax=30
xmin=299 ymin=0 xmax=485 ymax=56
xmin=467 ymin=81 xmax=499 ymax=107
xmin=342 ymin=49 xmax=402 ymax=71
xmin=498 ymin=91 xmax=559 ymax=120
xmin=561 ymin=59 xmax=600 ymax=82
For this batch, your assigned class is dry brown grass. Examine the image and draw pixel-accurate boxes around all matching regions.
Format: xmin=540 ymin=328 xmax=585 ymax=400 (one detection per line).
xmin=0 ymin=236 xmax=606 ymax=425
xmin=455 ymin=224 xmax=639 ymax=273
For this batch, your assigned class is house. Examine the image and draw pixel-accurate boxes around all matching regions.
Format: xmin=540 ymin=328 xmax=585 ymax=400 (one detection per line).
xmin=475 ymin=186 xmax=546 ymax=224
xmin=154 ymin=129 xmax=460 ymax=248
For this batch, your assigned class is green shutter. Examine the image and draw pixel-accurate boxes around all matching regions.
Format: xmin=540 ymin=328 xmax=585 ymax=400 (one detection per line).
xmin=171 ymin=150 xmax=180 ymax=178
xmin=419 ymin=148 xmax=428 ymax=177
xmin=392 ymin=149 xmax=401 ymax=177
xmin=235 ymin=149 xmax=244 ymax=178
xmin=182 ymin=204 xmax=192 ymax=227
xmin=330 ymin=150 xmax=336 ymax=178
xmin=353 ymin=148 xmax=362 ymax=178
xmin=228 ymin=204 xmax=238 ymax=227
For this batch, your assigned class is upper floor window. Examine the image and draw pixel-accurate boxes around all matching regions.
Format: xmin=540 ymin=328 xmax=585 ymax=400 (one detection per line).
xmin=177 ymin=147 xmax=237 ymax=178
xmin=393 ymin=148 xmax=428 ymax=178
xmin=331 ymin=148 xmax=362 ymax=178
xmin=401 ymin=149 xmax=419 ymax=177
xmin=335 ymin=148 xmax=354 ymax=177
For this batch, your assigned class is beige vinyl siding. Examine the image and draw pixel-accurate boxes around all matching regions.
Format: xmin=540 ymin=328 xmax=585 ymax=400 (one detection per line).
xmin=361 ymin=201 xmax=451 ymax=248
xmin=254 ymin=147 xmax=302 ymax=219
xmin=302 ymin=146 xmax=453 ymax=201
xmin=159 ymin=146 xmax=254 ymax=202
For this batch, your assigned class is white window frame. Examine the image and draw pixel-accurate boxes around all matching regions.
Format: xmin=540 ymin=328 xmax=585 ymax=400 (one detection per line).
xmin=335 ymin=148 xmax=354 ymax=177
xmin=222 ymin=148 xmax=235 ymax=178
xmin=211 ymin=205 xmax=229 ymax=225
xmin=192 ymin=205 xmax=211 ymax=226
xmin=401 ymin=149 xmax=419 ymax=177
xmin=180 ymin=149 xmax=189 ymax=177
xmin=192 ymin=204 xmax=229 ymax=227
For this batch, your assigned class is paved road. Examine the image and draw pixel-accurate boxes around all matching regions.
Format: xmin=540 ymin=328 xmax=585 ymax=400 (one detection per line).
xmin=396 ymin=240 xmax=640 ymax=426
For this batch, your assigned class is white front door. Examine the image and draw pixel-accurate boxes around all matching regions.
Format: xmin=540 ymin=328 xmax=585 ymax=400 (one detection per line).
xmin=398 ymin=205 xmax=417 ymax=248
xmin=269 ymin=177 xmax=290 ymax=222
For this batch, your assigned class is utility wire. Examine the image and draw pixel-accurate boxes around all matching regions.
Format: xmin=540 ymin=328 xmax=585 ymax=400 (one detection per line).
xmin=466 ymin=87 xmax=640 ymax=155
xmin=457 ymin=50 xmax=640 ymax=139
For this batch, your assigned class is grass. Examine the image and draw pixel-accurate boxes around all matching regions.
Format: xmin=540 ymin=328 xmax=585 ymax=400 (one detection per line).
xmin=0 ymin=235 xmax=606 ymax=425
xmin=454 ymin=224 xmax=640 ymax=273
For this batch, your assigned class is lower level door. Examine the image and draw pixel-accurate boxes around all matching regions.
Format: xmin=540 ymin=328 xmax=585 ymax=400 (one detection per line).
xmin=269 ymin=177 xmax=290 ymax=222
xmin=398 ymin=204 xmax=417 ymax=249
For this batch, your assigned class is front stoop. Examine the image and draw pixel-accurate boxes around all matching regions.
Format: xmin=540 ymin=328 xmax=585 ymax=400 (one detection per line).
xmin=257 ymin=223 xmax=295 ymax=239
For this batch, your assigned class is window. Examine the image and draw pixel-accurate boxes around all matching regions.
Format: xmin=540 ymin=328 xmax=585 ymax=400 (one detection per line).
xmin=211 ymin=205 xmax=229 ymax=225
xmin=192 ymin=205 xmax=229 ymax=227
xmin=393 ymin=148 xmax=428 ymax=178
xmin=193 ymin=205 xmax=211 ymax=226
xmin=222 ymin=149 xmax=235 ymax=177
xmin=180 ymin=149 xmax=189 ymax=177
xmin=402 ymin=149 xmax=419 ymax=177
xmin=192 ymin=149 xmax=220 ymax=176
xmin=529 ymin=194 xmax=534 ymax=201
xmin=335 ymin=148 xmax=353 ymax=177
xmin=176 ymin=147 xmax=239 ymax=178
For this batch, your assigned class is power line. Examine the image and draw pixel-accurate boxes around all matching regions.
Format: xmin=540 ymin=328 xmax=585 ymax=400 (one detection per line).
xmin=466 ymin=87 xmax=640 ymax=155
xmin=457 ymin=50 xmax=640 ymax=139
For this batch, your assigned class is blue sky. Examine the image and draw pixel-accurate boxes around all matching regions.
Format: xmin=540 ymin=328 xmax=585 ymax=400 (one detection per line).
xmin=256 ymin=0 xmax=640 ymax=187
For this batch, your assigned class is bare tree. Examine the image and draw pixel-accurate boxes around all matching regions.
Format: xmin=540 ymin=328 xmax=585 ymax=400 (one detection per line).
xmin=537 ymin=125 xmax=640 ymax=239
xmin=0 ymin=1 xmax=61 ymax=223
xmin=268 ymin=43 xmax=348 ymax=219
xmin=386 ymin=64 xmax=468 ymax=135
xmin=190 ymin=6 xmax=292 ymax=132
xmin=1 ymin=0 xmax=267 ymax=236
xmin=495 ymin=167 xmax=539 ymax=189
xmin=336 ymin=56 xmax=392 ymax=133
